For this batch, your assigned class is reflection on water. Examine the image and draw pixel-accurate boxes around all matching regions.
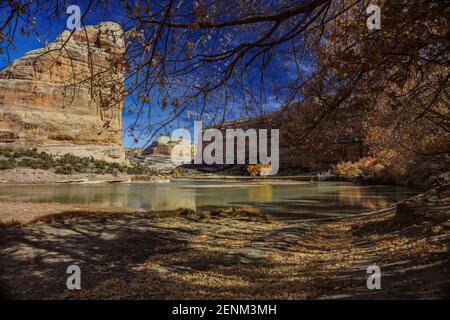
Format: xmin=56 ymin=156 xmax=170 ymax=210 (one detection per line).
xmin=337 ymin=187 xmax=389 ymax=211
xmin=0 ymin=180 xmax=417 ymax=219
xmin=247 ymin=184 xmax=273 ymax=202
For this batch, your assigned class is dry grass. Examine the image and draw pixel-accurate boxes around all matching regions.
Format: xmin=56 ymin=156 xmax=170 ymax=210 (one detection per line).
xmin=0 ymin=200 xmax=272 ymax=227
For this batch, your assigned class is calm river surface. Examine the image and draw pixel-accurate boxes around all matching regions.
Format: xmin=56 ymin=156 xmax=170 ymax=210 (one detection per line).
xmin=0 ymin=180 xmax=417 ymax=219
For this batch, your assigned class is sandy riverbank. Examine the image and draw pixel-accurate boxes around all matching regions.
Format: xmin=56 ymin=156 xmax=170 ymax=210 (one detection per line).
xmin=0 ymin=168 xmax=177 ymax=184
xmin=0 ymin=168 xmax=131 ymax=184
xmin=0 ymin=167 xmax=320 ymax=185
xmin=0 ymin=186 xmax=448 ymax=299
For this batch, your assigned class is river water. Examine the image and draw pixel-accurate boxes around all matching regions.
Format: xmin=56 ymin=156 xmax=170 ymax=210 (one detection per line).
xmin=0 ymin=179 xmax=417 ymax=219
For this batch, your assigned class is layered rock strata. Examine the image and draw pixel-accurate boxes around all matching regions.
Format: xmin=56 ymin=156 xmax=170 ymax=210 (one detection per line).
xmin=0 ymin=22 xmax=126 ymax=162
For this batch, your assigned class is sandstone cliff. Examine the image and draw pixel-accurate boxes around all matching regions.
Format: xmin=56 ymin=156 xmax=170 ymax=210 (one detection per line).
xmin=0 ymin=22 xmax=126 ymax=162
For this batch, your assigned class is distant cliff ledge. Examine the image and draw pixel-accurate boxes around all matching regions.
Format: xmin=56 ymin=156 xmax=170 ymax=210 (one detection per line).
xmin=0 ymin=22 xmax=126 ymax=162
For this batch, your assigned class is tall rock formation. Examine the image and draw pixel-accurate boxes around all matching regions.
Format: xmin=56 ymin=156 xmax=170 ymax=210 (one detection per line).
xmin=0 ymin=22 xmax=126 ymax=162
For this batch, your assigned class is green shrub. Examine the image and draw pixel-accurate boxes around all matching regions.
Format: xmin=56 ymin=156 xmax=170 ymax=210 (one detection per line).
xmin=56 ymin=154 xmax=92 ymax=172
xmin=27 ymin=148 xmax=39 ymax=158
xmin=108 ymin=162 xmax=125 ymax=173
xmin=105 ymin=166 xmax=116 ymax=175
xmin=9 ymin=148 xmax=37 ymax=158
xmin=0 ymin=148 xmax=151 ymax=176
xmin=42 ymin=159 xmax=55 ymax=169
xmin=37 ymin=151 xmax=52 ymax=161
xmin=0 ymin=147 xmax=13 ymax=156
xmin=12 ymin=151 xmax=22 ymax=158
xmin=55 ymin=166 xmax=73 ymax=175
xmin=0 ymin=158 xmax=17 ymax=170
xmin=18 ymin=158 xmax=55 ymax=170
xmin=30 ymin=159 xmax=45 ymax=170
xmin=18 ymin=158 xmax=34 ymax=167
xmin=126 ymin=165 xmax=148 ymax=175
xmin=0 ymin=147 xmax=13 ymax=158
xmin=94 ymin=159 xmax=108 ymax=169
xmin=72 ymin=163 xmax=87 ymax=173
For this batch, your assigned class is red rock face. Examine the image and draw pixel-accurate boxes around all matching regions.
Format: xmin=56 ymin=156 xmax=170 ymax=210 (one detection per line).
xmin=0 ymin=22 xmax=125 ymax=146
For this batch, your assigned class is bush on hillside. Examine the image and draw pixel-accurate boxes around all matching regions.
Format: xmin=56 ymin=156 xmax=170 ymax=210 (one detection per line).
xmin=334 ymin=157 xmax=387 ymax=182
xmin=0 ymin=158 xmax=17 ymax=170
xmin=55 ymin=166 xmax=73 ymax=175
xmin=247 ymin=164 xmax=271 ymax=176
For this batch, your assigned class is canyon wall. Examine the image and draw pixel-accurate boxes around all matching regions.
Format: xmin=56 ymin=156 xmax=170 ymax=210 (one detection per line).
xmin=215 ymin=108 xmax=367 ymax=171
xmin=0 ymin=22 xmax=126 ymax=162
